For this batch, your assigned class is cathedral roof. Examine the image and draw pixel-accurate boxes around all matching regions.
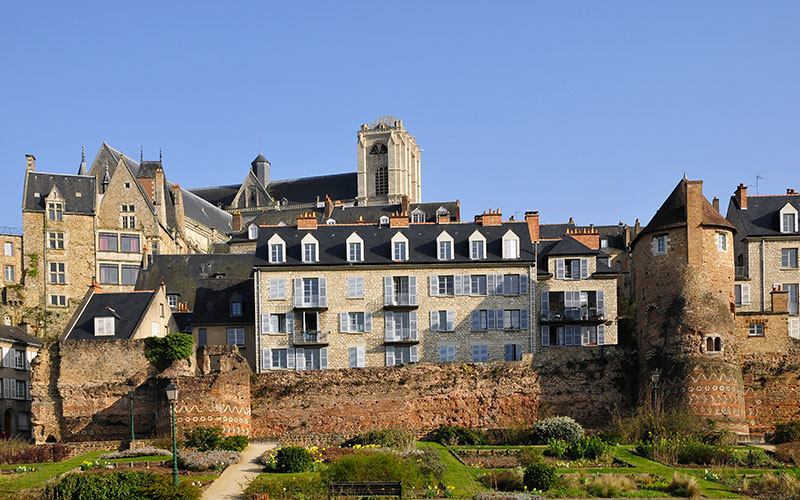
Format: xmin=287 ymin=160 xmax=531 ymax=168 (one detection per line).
xmin=369 ymin=115 xmax=400 ymax=129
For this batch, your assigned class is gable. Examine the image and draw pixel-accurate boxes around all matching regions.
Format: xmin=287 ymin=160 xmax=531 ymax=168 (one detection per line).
xmin=231 ymin=171 xmax=272 ymax=209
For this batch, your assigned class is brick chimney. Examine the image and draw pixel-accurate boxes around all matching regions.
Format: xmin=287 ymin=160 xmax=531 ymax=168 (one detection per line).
xmin=771 ymin=287 xmax=788 ymax=313
xmin=390 ymin=211 xmax=409 ymax=228
xmin=525 ymin=211 xmax=540 ymax=242
xmin=25 ymin=154 xmax=35 ymax=172
xmin=297 ymin=212 xmax=318 ymax=230
xmin=481 ymin=209 xmax=502 ymax=226
xmin=566 ymin=227 xmax=600 ymax=249
xmin=735 ymin=183 xmax=747 ymax=210
xmin=437 ymin=212 xmax=449 ymax=224
xmin=401 ymin=195 xmax=410 ymax=214
xmin=154 ymin=166 xmax=168 ymax=227
xmin=172 ymin=184 xmax=186 ymax=236
xmin=788 ymin=188 xmax=797 ymax=195
xmin=324 ymin=196 xmax=334 ymax=220
xmin=232 ymin=211 xmax=242 ymax=232
xmin=713 ymin=197 xmax=720 ymax=212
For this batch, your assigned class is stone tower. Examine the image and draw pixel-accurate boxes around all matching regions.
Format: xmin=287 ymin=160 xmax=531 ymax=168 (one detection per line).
xmin=631 ymin=178 xmax=747 ymax=434
xmin=251 ymin=153 xmax=270 ymax=187
xmin=356 ymin=116 xmax=421 ymax=206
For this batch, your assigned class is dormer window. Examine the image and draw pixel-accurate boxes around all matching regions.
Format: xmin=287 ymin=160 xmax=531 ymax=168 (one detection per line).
xmin=469 ymin=230 xmax=486 ymax=260
xmin=379 ymin=215 xmax=390 ymax=226
xmin=268 ymin=234 xmax=286 ymax=263
xmin=391 ymin=232 xmax=409 ymax=261
xmin=502 ymin=230 xmax=520 ymax=259
xmin=94 ymin=316 xmax=115 ymax=336
xmin=167 ymin=294 xmax=178 ymax=309
xmin=436 ymin=231 xmax=454 ymax=261
xmin=301 ymin=233 xmax=319 ymax=263
xmin=600 ymin=238 xmax=608 ymax=249
xmin=411 ymin=209 xmax=425 ymax=223
xmin=346 ymin=233 xmax=364 ymax=262
xmin=48 ymin=202 xmax=63 ymax=221
xmin=248 ymin=225 xmax=259 ymax=240
xmin=230 ymin=295 xmax=243 ymax=317
xmin=781 ymin=203 xmax=798 ymax=233
xmin=326 ymin=218 xmax=336 ymax=225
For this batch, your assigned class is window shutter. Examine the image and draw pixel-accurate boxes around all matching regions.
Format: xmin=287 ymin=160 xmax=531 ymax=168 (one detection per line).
xmin=471 ymin=310 xmax=480 ymax=331
xmin=581 ymin=327 xmax=589 ymax=346
xmin=541 ymin=291 xmax=549 ymax=320
xmin=462 ymin=275 xmax=471 ymax=295
xmin=494 ymin=274 xmax=504 ymax=295
xmin=384 ymin=276 xmax=394 ymax=306
xmin=261 ymin=314 xmax=270 ymax=334
xmin=410 ymin=345 xmax=418 ymax=363
xmin=287 ymin=348 xmax=295 ymax=369
xmin=495 ymin=309 xmax=504 ymax=330
xmin=347 ymin=277 xmax=356 ymax=298
xmin=261 ymin=348 xmax=271 ymax=370
xmin=384 ymin=311 xmax=395 ymax=341
xmin=580 ymin=258 xmax=589 ymax=278
xmin=448 ymin=345 xmax=455 ymax=360
xmin=487 ymin=310 xmax=496 ymax=330
xmin=319 ymin=277 xmax=327 ymax=307
xmin=742 ymin=284 xmax=751 ymax=305
xmin=277 ymin=278 xmax=285 ymax=299
xmin=349 ymin=347 xmax=357 ymax=368
xmin=320 ymin=348 xmax=328 ymax=370
xmin=520 ymin=309 xmax=528 ymax=330
xmin=0 ymin=348 xmax=4 ymax=368
xmin=285 ymin=314 xmax=294 ymax=334
xmin=597 ymin=291 xmax=605 ymax=317
xmin=409 ymin=311 xmax=418 ymax=340
xmin=556 ymin=259 xmax=565 ymax=279
xmin=357 ymin=277 xmax=364 ymax=297
xmin=447 ymin=310 xmax=455 ymax=331
xmin=364 ymin=312 xmax=372 ymax=332
xmin=505 ymin=344 xmax=513 ymax=361
xmin=790 ymin=318 xmax=800 ymax=339
xmin=520 ymin=274 xmax=528 ymax=294
xmin=504 ymin=275 xmax=512 ymax=295
xmin=293 ymin=278 xmax=302 ymax=307
xmin=487 ymin=274 xmax=496 ymax=295
xmin=26 ymin=381 xmax=31 ymax=400
xmin=429 ymin=275 xmax=438 ymax=296
xmin=227 ymin=329 xmax=235 ymax=344
xmin=454 ymin=275 xmax=463 ymax=296
xmin=598 ymin=325 xmax=606 ymax=345
xmin=409 ymin=276 xmax=417 ymax=305
xmin=386 ymin=346 xmax=395 ymax=367
xmin=26 ymin=351 xmax=32 ymax=370
xmin=430 ymin=310 xmax=439 ymax=331
xmin=295 ymin=348 xmax=305 ymax=371
xmin=357 ymin=346 xmax=365 ymax=367
xmin=269 ymin=278 xmax=277 ymax=299
xmin=340 ymin=312 xmax=349 ymax=333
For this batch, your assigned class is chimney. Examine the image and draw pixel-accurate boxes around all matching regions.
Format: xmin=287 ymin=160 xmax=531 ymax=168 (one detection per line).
xmin=481 ymin=209 xmax=502 ymax=226
xmin=90 ymin=280 xmax=103 ymax=293
xmin=525 ymin=211 xmax=540 ymax=242
xmin=788 ymin=188 xmax=797 ymax=195
xmin=390 ymin=211 xmax=409 ymax=228
xmin=400 ymin=195 xmax=410 ymax=214
xmin=771 ymin=287 xmax=789 ymax=313
xmin=297 ymin=212 xmax=318 ymax=230
xmin=735 ymin=183 xmax=747 ymax=210
xmin=566 ymin=227 xmax=600 ymax=249
xmin=713 ymin=197 xmax=720 ymax=212
xmin=437 ymin=212 xmax=450 ymax=224
xmin=635 ymin=218 xmax=641 ymax=233
xmin=172 ymin=184 xmax=186 ymax=236
xmin=232 ymin=211 xmax=242 ymax=232
xmin=324 ymin=196 xmax=333 ymax=220
xmin=568 ymin=217 xmax=574 ymax=225
xmin=25 ymin=154 xmax=35 ymax=172
xmin=154 ymin=166 xmax=168 ymax=227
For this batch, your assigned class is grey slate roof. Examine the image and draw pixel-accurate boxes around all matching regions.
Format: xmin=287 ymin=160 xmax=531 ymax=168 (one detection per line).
xmin=23 ymin=172 xmax=96 ymax=215
xmin=192 ymin=278 xmax=254 ymax=326
xmin=255 ymin=221 xmax=535 ymax=267
xmin=188 ymin=184 xmax=239 ymax=208
xmin=539 ymin=223 xmax=574 ymax=240
xmin=545 ymin=235 xmax=600 ymax=257
xmin=177 ymin=186 xmax=233 ymax=233
xmin=537 ymin=237 xmax=615 ymax=275
xmin=249 ymin=201 xmax=459 ymax=228
xmin=89 ymin=143 xmax=140 ymax=180
xmin=137 ymin=161 xmax=161 ymax=179
xmin=726 ymin=194 xmax=800 ymax=238
xmin=0 ymin=325 xmax=43 ymax=346
xmin=65 ymin=291 xmax=156 ymax=340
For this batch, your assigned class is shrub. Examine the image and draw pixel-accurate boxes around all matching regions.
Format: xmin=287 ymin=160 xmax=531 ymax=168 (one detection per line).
xmin=276 ymin=446 xmax=313 ymax=473
xmin=522 ymin=462 xmax=558 ymax=492
xmin=0 ymin=441 xmax=71 ymax=465
xmin=530 ymin=416 xmax=583 ymax=444
xmin=480 ymin=469 xmax=524 ymax=492
xmin=220 ymin=435 xmax=250 ymax=452
xmin=545 ymin=438 xmax=568 ymax=458
xmin=775 ymin=420 xmax=800 ymax=444
xmin=244 ymin=475 xmax=327 ymax=500
xmin=607 ymin=407 xmax=716 ymax=445
xmin=183 ymin=427 xmax=223 ymax=452
xmin=144 ymin=333 xmax=193 ymax=370
xmin=517 ymin=447 xmax=543 ymax=467
xmin=320 ymin=450 xmax=438 ymax=489
xmin=100 ymin=447 xmax=172 ymax=459
xmin=430 ymin=425 xmax=487 ymax=446
xmin=341 ymin=429 xmax=415 ymax=451
xmin=417 ymin=447 xmax=446 ymax=481
xmin=730 ymin=448 xmax=779 ymax=468
xmin=152 ymin=435 xmax=183 ymax=451
xmin=177 ymin=450 xmax=240 ymax=472
xmin=776 ymin=442 xmax=800 ymax=464
xmin=588 ymin=475 xmax=635 ymax=497
xmin=41 ymin=471 xmax=201 ymax=500
xmin=668 ymin=472 xmax=701 ymax=498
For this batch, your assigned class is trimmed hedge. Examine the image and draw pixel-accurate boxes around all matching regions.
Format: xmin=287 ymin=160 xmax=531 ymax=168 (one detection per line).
xmin=41 ymin=471 xmax=201 ymax=500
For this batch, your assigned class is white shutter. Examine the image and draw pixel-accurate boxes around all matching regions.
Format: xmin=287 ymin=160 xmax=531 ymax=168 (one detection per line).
xmin=151 ymin=322 xmax=159 ymax=337
xmin=319 ymin=278 xmax=327 ymax=307
xmin=349 ymin=347 xmax=357 ymax=368
xmin=287 ymin=348 xmax=295 ymax=369
xmin=495 ymin=309 xmax=504 ymax=330
xmin=556 ymin=259 xmax=565 ymax=279
xmin=384 ymin=276 xmax=394 ymax=306
xmin=742 ymin=284 xmax=751 ymax=305
xmin=293 ymin=278 xmax=303 ymax=307
xmin=520 ymin=309 xmax=528 ymax=330
xmin=790 ymin=318 xmax=800 ymax=340
xmin=454 ymin=275 xmax=463 ymax=296
xmin=286 ymin=314 xmax=295 ymax=334
xmin=340 ymin=312 xmax=349 ymax=333
xmin=580 ymin=258 xmax=589 ymax=278
xmin=581 ymin=326 xmax=589 ymax=346
xmin=447 ymin=345 xmax=455 ymax=360
xmin=269 ymin=278 xmax=278 ymax=299
xmin=446 ymin=310 xmax=455 ymax=331
xmin=357 ymin=346 xmax=365 ymax=367
xmin=261 ymin=348 xmax=271 ymax=370
xmin=410 ymin=345 xmax=418 ymax=363
xmin=261 ymin=314 xmax=271 ymax=334
xmin=277 ymin=278 xmax=286 ymax=299
xmin=430 ymin=311 xmax=439 ymax=331
xmin=409 ymin=311 xmax=418 ymax=340
xmin=520 ymin=274 xmax=528 ymax=295
xmin=471 ymin=310 xmax=480 ymax=331
xmin=597 ymin=291 xmax=605 ymax=317
xmin=295 ymin=348 xmax=305 ymax=371
xmin=347 ymin=277 xmax=356 ymax=298
xmin=364 ymin=312 xmax=372 ymax=332
xmin=494 ymin=274 xmax=504 ymax=294
xmin=384 ymin=312 xmax=395 ymax=341
xmin=385 ymin=346 xmax=395 ymax=367
xmin=487 ymin=274 xmax=496 ymax=295
xmin=409 ymin=276 xmax=417 ymax=305
xmin=3 ymin=379 xmax=10 ymax=399
xmin=25 ymin=351 xmax=32 ymax=370
xmin=460 ymin=275 xmax=470 ymax=295
xmin=598 ymin=325 xmax=606 ymax=345
xmin=320 ymin=348 xmax=328 ymax=370
xmin=357 ymin=277 xmax=364 ymax=298
xmin=429 ymin=275 xmax=438 ymax=296
xmin=541 ymin=291 xmax=549 ymax=320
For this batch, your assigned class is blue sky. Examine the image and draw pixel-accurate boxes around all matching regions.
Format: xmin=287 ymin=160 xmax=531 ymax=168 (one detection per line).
xmin=2 ymin=1 xmax=799 ymax=228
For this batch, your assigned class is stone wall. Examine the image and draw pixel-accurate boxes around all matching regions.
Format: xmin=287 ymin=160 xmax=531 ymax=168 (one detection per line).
xmin=250 ymin=346 xmax=636 ymax=445
xmin=741 ymin=343 xmax=800 ymax=438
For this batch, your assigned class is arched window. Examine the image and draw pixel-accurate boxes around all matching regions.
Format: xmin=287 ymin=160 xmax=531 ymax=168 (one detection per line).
xmin=370 ymin=143 xmax=389 ymax=196
xmin=706 ymin=337 xmax=714 ymax=351
xmin=714 ymin=337 xmax=722 ymax=351
xmin=375 ymin=166 xmax=388 ymax=196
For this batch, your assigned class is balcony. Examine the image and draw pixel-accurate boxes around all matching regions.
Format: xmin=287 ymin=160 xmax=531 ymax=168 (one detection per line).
xmin=384 ymin=331 xmax=419 ymax=344
xmin=542 ymin=308 xmax=605 ymax=324
xmin=293 ymin=331 xmax=329 ymax=346
xmin=735 ymin=266 xmax=748 ymax=279
xmin=293 ymin=296 xmax=328 ymax=310
xmin=383 ymin=294 xmax=418 ymax=309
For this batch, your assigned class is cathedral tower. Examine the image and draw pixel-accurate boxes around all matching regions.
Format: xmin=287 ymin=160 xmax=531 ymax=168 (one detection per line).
xmin=356 ymin=116 xmax=421 ymax=206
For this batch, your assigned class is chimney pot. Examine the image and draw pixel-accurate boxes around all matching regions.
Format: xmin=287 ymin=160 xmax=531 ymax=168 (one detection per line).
xmin=735 ymin=183 xmax=748 ymax=210
xmin=25 ymin=154 xmax=36 ymax=172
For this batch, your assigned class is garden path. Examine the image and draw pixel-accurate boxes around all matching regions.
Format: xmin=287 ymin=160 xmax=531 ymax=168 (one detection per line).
xmin=201 ymin=440 xmax=275 ymax=500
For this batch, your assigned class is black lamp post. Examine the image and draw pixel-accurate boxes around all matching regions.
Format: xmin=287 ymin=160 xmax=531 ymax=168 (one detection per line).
xmin=651 ymin=369 xmax=661 ymax=417
xmin=165 ymin=381 xmax=179 ymax=488
xmin=126 ymin=381 xmax=135 ymax=444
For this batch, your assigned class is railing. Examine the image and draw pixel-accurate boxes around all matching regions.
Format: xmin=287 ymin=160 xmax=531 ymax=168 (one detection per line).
xmin=384 ymin=294 xmax=417 ymax=307
xmin=385 ymin=331 xmax=419 ymax=343
xmin=735 ymin=266 xmax=748 ymax=278
xmin=293 ymin=331 xmax=329 ymax=345
xmin=542 ymin=309 xmax=605 ymax=322
xmin=293 ymin=295 xmax=328 ymax=308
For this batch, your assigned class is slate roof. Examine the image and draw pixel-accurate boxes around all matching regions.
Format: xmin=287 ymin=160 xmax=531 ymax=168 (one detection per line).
xmin=137 ymin=161 xmax=162 ymax=179
xmin=178 ymin=187 xmax=233 ymax=233
xmin=23 ymin=172 xmax=96 ymax=215
xmin=545 ymin=235 xmax=600 ymax=257
xmin=0 ymin=325 xmax=43 ymax=346
xmin=255 ymin=221 xmax=535 ymax=267
xmin=65 ymin=291 xmax=156 ymax=340
xmin=536 ymin=238 xmax=616 ymax=275
xmin=188 ymin=184 xmax=239 ymax=208
xmin=539 ymin=223 xmax=574 ymax=240
xmin=135 ymin=254 xmax=256 ymax=310
xmin=192 ymin=277 xmax=254 ymax=326
xmin=89 ymin=143 xmax=140 ymax=180
xmin=726 ymin=194 xmax=800 ymax=238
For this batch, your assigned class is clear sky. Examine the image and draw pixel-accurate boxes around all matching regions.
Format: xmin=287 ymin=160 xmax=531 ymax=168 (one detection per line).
xmin=2 ymin=1 xmax=799 ymax=228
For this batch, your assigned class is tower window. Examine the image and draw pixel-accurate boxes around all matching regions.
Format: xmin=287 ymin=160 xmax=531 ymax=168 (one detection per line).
xmin=375 ymin=166 xmax=388 ymax=196
xmin=706 ymin=336 xmax=722 ymax=352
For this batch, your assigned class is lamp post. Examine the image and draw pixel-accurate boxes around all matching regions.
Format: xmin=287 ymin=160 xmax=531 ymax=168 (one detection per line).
xmin=165 ymin=381 xmax=179 ymax=488
xmin=127 ymin=381 xmax=135 ymax=445
xmin=651 ymin=369 xmax=661 ymax=417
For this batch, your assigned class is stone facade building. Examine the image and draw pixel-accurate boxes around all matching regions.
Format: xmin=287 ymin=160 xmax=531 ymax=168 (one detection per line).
xmin=0 ymin=231 xmax=24 ymax=327
xmin=0 ymin=325 xmax=41 ymax=438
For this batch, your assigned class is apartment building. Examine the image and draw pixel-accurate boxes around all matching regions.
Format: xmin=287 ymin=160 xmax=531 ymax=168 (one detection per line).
xmin=0 ymin=325 xmax=42 ymax=438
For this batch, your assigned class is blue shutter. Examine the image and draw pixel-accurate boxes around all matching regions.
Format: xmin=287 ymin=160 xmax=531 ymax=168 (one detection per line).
xmin=487 ymin=310 xmax=495 ymax=330
xmin=471 ymin=310 xmax=480 ymax=331
xmin=541 ymin=325 xmax=550 ymax=347
xmin=487 ymin=274 xmax=496 ymax=295
xmin=446 ymin=310 xmax=455 ymax=331
xmin=541 ymin=291 xmax=549 ymax=320
xmin=349 ymin=347 xmax=357 ymax=368
xmin=520 ymin=309 xmax=528 ymax=330
xmin=519 ymin=274 xmax=528 ymax=294
xmin=495 ymin=309 xmax=504 ymax=330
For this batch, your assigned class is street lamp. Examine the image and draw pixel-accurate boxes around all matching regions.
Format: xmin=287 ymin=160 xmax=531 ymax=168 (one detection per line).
xmin=651 ymin=369 xmax=661 ymax=416
xmin=126 ymin=381 xmax=135 ymax=445
xmin=165 ymin=381 xmax=179 ymax=488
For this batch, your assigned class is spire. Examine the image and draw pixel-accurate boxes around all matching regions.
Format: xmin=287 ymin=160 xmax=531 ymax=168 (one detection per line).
xmin=251 ymin=152 xmax=271 ymax=187
xmin=77 ymin=145 xmax=87 ymax=175
xmin=101 ymin=162 xmax=110 ymax=194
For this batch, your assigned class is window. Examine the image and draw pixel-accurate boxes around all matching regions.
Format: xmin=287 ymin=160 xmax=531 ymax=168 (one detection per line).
xmin=503 ymin=274 xmax=520 ymax=295
xmin=438 ymin=240 xmax=452 ymax=260
xmin=503 ymin=309 xmax=521 ymax=330
xmin=555 ymin=258 xmax=589 ymax=280
xmin=384 ymin=275 xmax=417 ymax=306
xmin=121 ymin=204 xmax=135 ymax=212
xmin=159 ymin=303 xmax=165 ymax=317
xmin=654 ymin=235 xmax=667 ymax=255
xmin=504 ymin=344 xmax=522 ymax=361
xmin=347 ymin=277 xmax=364 ymax=298
xmin=12 ymin=349 xmax=24 ymax=370
xmin=716 ymin=232 xmax=727 ymax=252
xmin=393 ymin=241 xmax=407 ymax=261
xmin=248 ymin=225 xmax=259 ymax=240
xmin=600 ymin=238 xmax=608 ymax=249
xmin=168 ymin=295 xmax=178 ymax=309
xmin=267 ymin=313 xmax=289 ymax=334
xmin=386 ymin=345 xmax=416 ymax=366
xmin=502 ymin=231 xmax=520 ymax=259
xmin=384 ymin=311 xmax=417 ymax=341
xmin=270 ymin=244 xmax=284 ymax=263
xmin=121 ymin=265 xmax=139 ymax=285
xmin=411 ymin=211 xmax=425 ymax=223
xmin=471 ymin=240 xmax=485 ymax=260
xmin=734 ymin=284 xmax=750 ymax=306
xmin=99 ymin=264 xmax=118 ymax=284
xmin=782 ymin=248 xmax=798 ymax=268
xmin=380 ymin=215 xmax=390 ymax=225
xmin=471 ymin=309 xmax=528 ymax=331
xmin=3 ymin=242 xmax=12 ymax=256
xmin=121 ymin=215 xmax=136 ymax=229
xmin=783 ymin=212 xmax=798 ymax=233
xmin=48 ymin=232 xmax=64 ymax=249
xmin=120 ymin=234 xmax=140 ymax=253
xmin=230 ymin=300 xmax=242 ymax=317
xmin=471 ymin=345 xmax=489 ymax=362
xmin=299 ymin=347 xmax=327 ymax=370
xmin=94 ymin=316 xmax=115 ymax=336
xmin=49 ymin=295 xmax=66 ymax=307
xmin=197 ymin=328 xmax=207 ymax=346
xmin=349 ymin=346 xmax=366 ymax=368
xmin=4 ymin=265 xmax=14 ymax=282
xmin=124 ymin=182 xmax=131 ymax=189
xmin=471 ymin=275 xmax=487 ymax=295
xmin=293 ymin=277 xmax=327 ymax=308
xmin=439 ymin=345 xmax=456 ymax=362
xmin=15 ymin=381 xmax=26 ymax=400
xmin=48 ymin=202 xmax=63 ymax=221
xmin=226 ymin=328 xmax=245 ymax=347
xmin=348 ymin=242 xmax=362 ymax=262
xmin=430 ymin=310 xmax=455 ymax=331
xmin=98 ymin=233 xmax=118 ymax=251
xmin=269 ymin=278 xmax=286 ymax=299
xmin=375 ymin=166 xmax=388 ymax=196
xmin=302 ymin=242 xmax=318 ymax=263
xmin=272 ymin=349 xmax=288 ymax=369
xmin=49 ymin=262 xmax=65 ymax=284
xmin=786 ymin=283 xmax=799 ymax=315
xmin=437 ymin=275 xmax=455 ymax=296
xmin=749 ymin=323 xmax=764 ymax=337
xmin=340 ymin=312 xmax=369 ymax=333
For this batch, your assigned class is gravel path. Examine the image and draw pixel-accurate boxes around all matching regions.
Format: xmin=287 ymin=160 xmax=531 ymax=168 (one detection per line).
xmin=201 ymin=441 xmax=275 ymax=500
